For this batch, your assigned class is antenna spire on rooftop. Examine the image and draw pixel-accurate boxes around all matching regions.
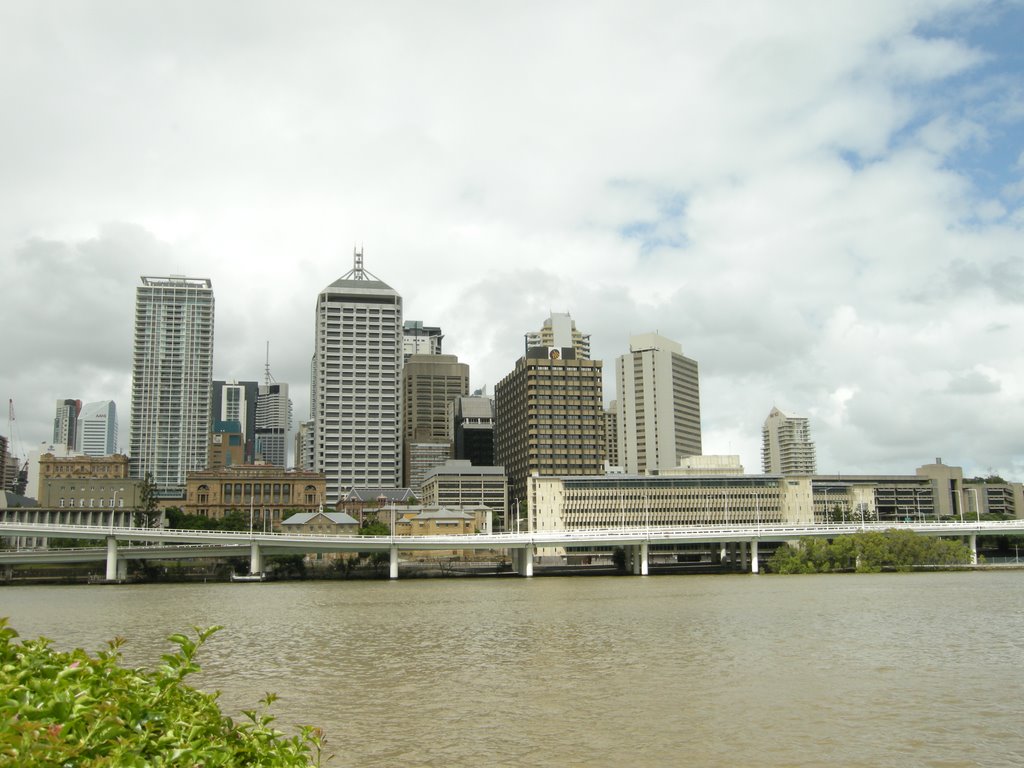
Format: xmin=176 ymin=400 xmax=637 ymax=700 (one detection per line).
xmin=264 ymin=341 xmax=276 ymax=385
xmin=339 ymin=245 xmax=381 ymax=281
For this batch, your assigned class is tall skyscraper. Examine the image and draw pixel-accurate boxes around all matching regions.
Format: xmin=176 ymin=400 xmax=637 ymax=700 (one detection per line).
xmin=76 ymin=401 xmax=118 ymax=456
xmin=762 ymin=407 xmax=817 ymax=475
xmin=129 ymin=276 xmax=215 ymax=498
xmin=524 ymin=312 xmax=591 ymax=359
xmin=616 ymin=333 xmax=701 ymax=474
xmin=313 ymin=249 xmax=402 ymax=502
xmin=450 ymin=394 xmax=495 ymax=467
xmin=256 ymin=382 xmax=292 ymax=467
xmin=402 ymin=320 xmax=444 ymax=364
xmin=294 ymin=419 xmax=315 ymax=471
xmin=494 ymin=345 xmax=604 ymax=507
xmin=53 ymin=399 xmax=81 ymax=451
xmin=401 ymin=353 xmax=469 ymax=489
xmin=211 ymin=380 xmax=258 ymax=462
xmin=604 ymin=400 xmax=620 ymax=470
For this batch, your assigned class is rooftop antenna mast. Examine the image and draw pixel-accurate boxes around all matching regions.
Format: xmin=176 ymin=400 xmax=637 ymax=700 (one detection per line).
xmin=339 ymin=245 xmax=381 ymax=282
xmin=264 ymin=341 xmax=276 ymax=385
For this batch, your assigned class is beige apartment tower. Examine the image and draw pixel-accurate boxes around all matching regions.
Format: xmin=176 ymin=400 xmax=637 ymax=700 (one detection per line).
xmin=524 ymin=312 xmax=591 ymax=359
xmin=616 ymin=333 xmax=701 ymax=475
xmin=494 ymin=346 xmax=605 ymax=506
xmin=762 ymin=407 xmax=816 ymax=475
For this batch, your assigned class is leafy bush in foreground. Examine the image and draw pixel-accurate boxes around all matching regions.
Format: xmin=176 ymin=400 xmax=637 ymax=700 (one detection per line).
xmin=0 ymin=619 xmax=323 ymax=766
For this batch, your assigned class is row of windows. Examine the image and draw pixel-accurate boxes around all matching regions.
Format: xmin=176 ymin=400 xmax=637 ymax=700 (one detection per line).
xmin=58 ymin=498 xmax=125 ymax=508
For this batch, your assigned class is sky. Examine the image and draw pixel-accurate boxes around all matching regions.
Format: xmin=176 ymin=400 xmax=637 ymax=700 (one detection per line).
xmin=2 ymin=0 xmax=1023 ymax=480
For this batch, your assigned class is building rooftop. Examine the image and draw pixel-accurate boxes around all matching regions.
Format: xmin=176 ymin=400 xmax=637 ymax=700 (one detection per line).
xmin=422 ymin=460 xmax=506 ymax=480
xmin=281 ymin=511 xmax=358 ymax=526
xmin=454 ymin=396 xmax=494 ymax=419
xmin=399 ymin=506 xmax=476 ymax=521
xmin=342 ymin=487 xmax=416 ymax=503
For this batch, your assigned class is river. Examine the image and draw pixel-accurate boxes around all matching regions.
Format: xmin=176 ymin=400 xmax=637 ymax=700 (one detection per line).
xmin=3 ymin=571 xmax=1023 ymax=767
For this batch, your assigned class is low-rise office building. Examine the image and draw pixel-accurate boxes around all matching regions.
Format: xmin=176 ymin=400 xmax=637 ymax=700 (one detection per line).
xmin=36 ymin=453 xmax=141 ymax=511
xmin=38 ymin=478 xmax=143 ymax=511
xmin=527 ymin=460 xmax=1021 ymax=533
xmin=420 ymin=460 xmax=507 ymax=520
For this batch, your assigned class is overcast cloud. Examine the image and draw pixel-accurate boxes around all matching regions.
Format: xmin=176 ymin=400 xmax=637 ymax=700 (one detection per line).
xmin=2 ymin=0 xmax=1022 ymax=479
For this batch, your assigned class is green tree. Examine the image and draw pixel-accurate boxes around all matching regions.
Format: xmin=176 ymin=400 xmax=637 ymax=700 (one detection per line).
xmin=217 ymin=510 xmax=249 ymax=531
xmin=359 ymin=520 xmax=390 ymax=537
xmin=766 ymin=530 xmax=971 ymax=574
xmin=133 ymin=473 xmax=161 ymax=529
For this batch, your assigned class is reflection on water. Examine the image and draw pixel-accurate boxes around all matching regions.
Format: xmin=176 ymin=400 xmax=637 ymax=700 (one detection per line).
xmin=4 ymin=572 xmax=1024 ymax=767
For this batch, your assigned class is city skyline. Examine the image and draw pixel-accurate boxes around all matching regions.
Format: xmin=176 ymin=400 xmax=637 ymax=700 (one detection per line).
xmin=2 ymin=2 xmax=1023 ymax=480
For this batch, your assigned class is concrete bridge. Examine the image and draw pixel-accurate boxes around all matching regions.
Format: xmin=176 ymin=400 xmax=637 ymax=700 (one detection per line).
xmin=2 ymin=519 xmax=1023 ymax=580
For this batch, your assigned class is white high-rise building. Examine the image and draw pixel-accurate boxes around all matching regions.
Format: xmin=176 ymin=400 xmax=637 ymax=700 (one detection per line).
xmin=129 ymin=276 xmax=215 ymax=497
xmin=402 ymin=321 xmax=443 ymax=364
xmin=76 ymin=401 xmax=118 ymax=456
xmin=313 ymin=249 xmax=402 ymax=502
xmin=53 ymin=399 xmax=81 ymax=451
xmin=762 ymin=407 xmax=816 ymax=475
xmin=616 ymin=333 xmax=701 ymax=475
xmin=524 ymin=312 xmax=591 ymax=359
xmin=256 ymin=382 xmax=292 ymax=467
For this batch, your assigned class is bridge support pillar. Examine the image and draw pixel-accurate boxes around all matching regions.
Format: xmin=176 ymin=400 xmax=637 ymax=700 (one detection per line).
xmin=105 ymin=536 xmax=119 ymax=581
xmin=720 ymin=543 xmax=727 ymax=564
xmin=969 ymin=534 xmax=977 ymax=565
xmin=640 ymin=542 xmax=649 ymax=576
xmin=740 ymin=541 xmax=748 ymax=571
xmin=750 ymin=540 xmax=759 ymax=574
xmin=389 ymin=545 xmax=399 ymax=579
xmin=522 ymin=545 xmax=534 ymax=577
xmin=249 ymin=541 xmax=263 ymax=576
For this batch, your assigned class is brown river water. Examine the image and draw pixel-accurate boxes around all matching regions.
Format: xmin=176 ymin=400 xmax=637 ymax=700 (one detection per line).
xmin=3 ymin=571 xmax=1023 ymax=767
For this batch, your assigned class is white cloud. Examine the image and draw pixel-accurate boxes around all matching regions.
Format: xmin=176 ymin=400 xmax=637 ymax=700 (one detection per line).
xmin=1 ymin=0 xmax=1022 ymax=480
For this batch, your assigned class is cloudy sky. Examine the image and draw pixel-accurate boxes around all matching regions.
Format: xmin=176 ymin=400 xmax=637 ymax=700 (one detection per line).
xmin=2 ymin=1 xmax=1022 ymax=479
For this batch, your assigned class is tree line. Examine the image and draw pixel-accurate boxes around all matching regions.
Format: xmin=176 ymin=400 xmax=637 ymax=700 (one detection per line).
xmin=767 ymin=529 xmax=972 ymax=573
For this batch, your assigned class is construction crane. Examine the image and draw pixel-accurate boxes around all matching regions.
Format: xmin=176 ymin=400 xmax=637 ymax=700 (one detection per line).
xmin=6 ymin=399 xmax=28 ymax=496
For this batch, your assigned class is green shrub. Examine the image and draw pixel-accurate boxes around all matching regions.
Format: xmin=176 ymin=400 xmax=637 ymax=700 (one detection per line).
xmin=0 ymin=619 xmax=324 ymax=766
xmin=766 ymin=530 xmax=972 ymax=574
